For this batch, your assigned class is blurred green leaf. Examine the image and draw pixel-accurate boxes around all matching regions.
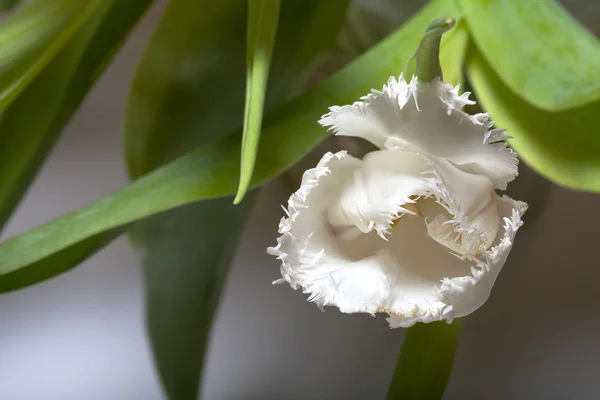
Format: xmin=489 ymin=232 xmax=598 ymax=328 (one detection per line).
xmin=0 ymin=228 xmax=125 ymax=292
xmin=0 ymin=0 xmax=21 ymax=12
xmin=459 ymin=0 xmax=600 ymax=111
xmin=0 ymin=0 xmax=154 ymax=289
xmin=466 ymin=45 xmax=600 ymax=191
xmin=0 ymin=0 xmax=460 ymax=289
xmin=338 ymin=5 xmax=399 ymax=59
xmin=137 ymin=197 xmax=254 ymax=400
xmin=235 ymin=0 xmax=280 ymax=204
xmin=0 ymin=6 xmax=107 ymax=229
xmin=125 ymin=1 xmax=249 ymax=398
xmin=0 ymin=0 xmax=99 ymax=111
xmin=125 ymin=1 xmax=349 ymax=398
xmin=338 ymin=0 xmax=426 ymax=62
xmin=0 ymin=0 xmax=154 ymax=231
xmin=124 ymin=1 xmax=246 ymax=179
xmin=438 ymin=20 xmax=467 ymax=87
xmin=387 ymin=320 xmax=463 ymax=400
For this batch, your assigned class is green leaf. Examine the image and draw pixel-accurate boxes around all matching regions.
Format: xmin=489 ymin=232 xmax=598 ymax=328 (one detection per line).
xmin=387 ymin=320 xmax=463 ymax=400
xmin=0 ymin=228 xmax=126 ymax=292
xmin=438 ymin=19 xmax=468 ymax=87
xmin=125 ymin=1 xmax=250 ymax=398
xmin=0 ymin=0 xmax=21 ymax=12
xmin=235 ymin=0 xmax=280 ymax=204
xmin=0 ymin=0 xmax=154 ymax=230
xmin=125 ymin=2 xmax=250 ymax=397
xmin=0 ymin=11 xmax=104 ymax=229
xmin=124 ymin=0 xmax=247 ymax=179
xmin=466 ymin=45 xmax=600 ymax=191
xmin=338 ymin=4 xmax=401 ymax=60
xmin=459 ymin=0 xmax=600 ymax=111
xmin=0 ymin=0 xmax=460 ymax=290
xmin=0 ymin=0 xmax=99 ymax=111
xmin=0 ymin=0 xmax=154 ymax=286
xmin=138 ymin=196 xmax=255 ymax=400
xmin=125 ymin=1 xmax=349 ymax=398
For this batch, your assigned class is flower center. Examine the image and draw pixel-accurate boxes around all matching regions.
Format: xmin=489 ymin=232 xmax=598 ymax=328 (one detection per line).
xmin=390 ymin=196 xmax=422 ymax=228
xmin=390 ymin=197 xmax=488 ymax=260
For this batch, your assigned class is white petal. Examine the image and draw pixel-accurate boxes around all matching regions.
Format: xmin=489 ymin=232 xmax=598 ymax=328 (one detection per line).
xmin=421 ymin=155 xmax=500 ymax=255
xmin=434 ymin=195 xmax=528 ymax=319
xmin=318 ymin=76 xmax=414 ymax=149
xmin=327 ymin=149 xmax=431 ymax=237
xmin=269 ymin=151 xmax=527 ymax=328
xmin=319 ymin=76 xmax=518 ymax=190
xmin=268 ymin=150 xmax=361 ymax=289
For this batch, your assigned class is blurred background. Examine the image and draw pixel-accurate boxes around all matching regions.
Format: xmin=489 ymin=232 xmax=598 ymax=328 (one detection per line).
xmin=2 ymin=0 xmax=600 ymax=399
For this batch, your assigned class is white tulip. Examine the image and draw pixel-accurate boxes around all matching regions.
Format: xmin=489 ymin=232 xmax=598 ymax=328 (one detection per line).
xmin=268 ymin=75 xmax=527 ymax=328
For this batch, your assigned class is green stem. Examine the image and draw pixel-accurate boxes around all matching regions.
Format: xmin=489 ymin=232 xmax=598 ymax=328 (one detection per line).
xmin=412 ymin=17 xmax=455 ymax=82
xmin=386 ymin=319 xmax=464 ymax=400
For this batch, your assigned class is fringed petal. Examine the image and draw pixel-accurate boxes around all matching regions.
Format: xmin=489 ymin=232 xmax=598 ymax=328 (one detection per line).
xmin=434 ymin=196 xmax=527 ymax=319
xmin=270 ymin=76 xmax=527 ymax=328
xmin=320 ymin=76 xmax=518 ymax=190
xmin=327 ymin=149 xmax=431 ymax=238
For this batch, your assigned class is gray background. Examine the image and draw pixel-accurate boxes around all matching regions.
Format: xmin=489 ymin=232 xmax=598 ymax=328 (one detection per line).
xmin=1 ymin=1 xmax=600 ymax=399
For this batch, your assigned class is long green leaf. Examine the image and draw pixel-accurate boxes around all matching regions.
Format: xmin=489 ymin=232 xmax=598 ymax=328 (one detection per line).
xmin=459 ymin=0 xmax=600 ymax=111
xmin=0 ymin=15 xmax=102 ymax=229
xmin=235 ymin=0 xmax=280 ymax=204
xmin=0 ymin=228 xmax=126 ymax=292
xmin=125 ymin=2 xmax=249 ymax=398
xmin=337 ymin=3 xmax=405 ymax=61
xmin=0 ymin=0 xmax=99 ymax=111
xmin=124 ymin=0 xmax=246 ymax=179
xmin=0 ymin=0 xmax=154 ymax=288
xmin=466 ymin=45 xmax=600 ymax=191
xmin=0 ymin=0 xmax=21 ymax=12
xmin=0 ymin=0 xmax=459 ymax=290
xmin=138 ymin=197 xmax=255 ymax=400
xmin=125 ymin=1 xmax=349 ymax=398
xmin=0 ymin=0 xmax=114 ymax=229
xmin=387 ymin=320 xmax=463 ymax=399
xmin=126 ymin=1 xmax=250 ymax=398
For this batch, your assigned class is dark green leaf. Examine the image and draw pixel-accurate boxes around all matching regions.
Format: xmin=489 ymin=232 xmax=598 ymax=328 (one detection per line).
xmin=0 ymin=0 xmax=154 ymax=228
xmin=466 ymin=45 xmax=600 ymax=191
xmin=125 ymin=1 xmax=250 ymax=398
xmin=138 ymin=197 xmax=255 ymax=400
xmin=0 ymin=0 xmax=21 ymax=12
xmin=0 ymin=0 xmax=98 ymax=111
xmin=459 ymin=0 xmax=600 ymax=111
xmin=0 ymin=228 xmax=126 ymax=292
xmin=0 ymin=0 xmax=155 ymax=276
xmin=0 ymin=0 xmax=460 ymax=289
xmin=235 ymin=0 xmax=280 ymax=204
xmin=124 ymin=0 xmax=247 ymax=179
xmin=387 ymin=320 xmax=463 ymax=400
xmin=0 ymin=7 xmax=106 ymax=229
xmin=338 ymin=4 xmax=401 ymax=60
xmin=125 ymin=1 xmax=349 ymax=398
